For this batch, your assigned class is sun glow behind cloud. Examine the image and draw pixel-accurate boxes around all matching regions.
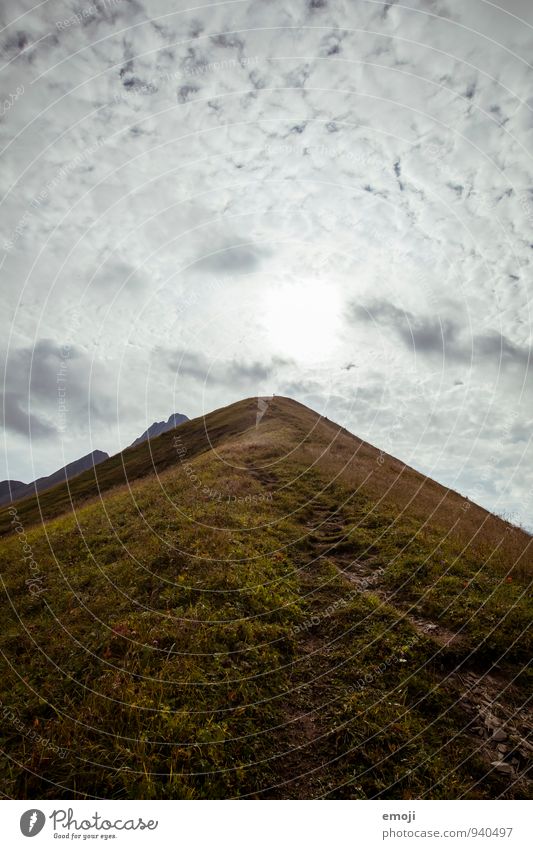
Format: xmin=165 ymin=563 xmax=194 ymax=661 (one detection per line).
xmin=261 ymin=277 xmax=343 ymax=362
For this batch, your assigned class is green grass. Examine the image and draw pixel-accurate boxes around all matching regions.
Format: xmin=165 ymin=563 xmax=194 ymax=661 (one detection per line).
xmin=0 ymin=397 xmax=531 ymax=798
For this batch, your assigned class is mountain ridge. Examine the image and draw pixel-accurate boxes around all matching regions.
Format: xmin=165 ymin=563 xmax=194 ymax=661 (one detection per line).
xmin=0 ymin=450 xmax=109 ymax=508
xmin=129 ymin=412 xmax=188 ymax=448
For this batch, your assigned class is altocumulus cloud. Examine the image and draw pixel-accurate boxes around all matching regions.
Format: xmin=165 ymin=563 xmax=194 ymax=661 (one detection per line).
xmin=1 ymin=339 xmax=137 ymax=438
xmin=162 ymin=347 xmax=292 ymax=387
xmin=0 ymin=0 xmax=532 ymax=524
xmin=350 ymin=299 xmax=533 ymax=374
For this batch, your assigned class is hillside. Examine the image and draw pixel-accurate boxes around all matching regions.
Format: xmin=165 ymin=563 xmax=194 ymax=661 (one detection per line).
xmin=0 ymin=479 xmax=26 ymax=504
xmin=0 ymin=396 xmax=531 ymax=799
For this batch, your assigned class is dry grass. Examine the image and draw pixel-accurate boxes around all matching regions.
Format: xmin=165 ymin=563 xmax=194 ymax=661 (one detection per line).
xmin=0 ymin=396 xmax=531 ymax=799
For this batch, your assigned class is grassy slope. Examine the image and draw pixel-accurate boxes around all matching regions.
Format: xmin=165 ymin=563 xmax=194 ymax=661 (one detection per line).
xmin=0 ymin=397 xmax=531 ymax=799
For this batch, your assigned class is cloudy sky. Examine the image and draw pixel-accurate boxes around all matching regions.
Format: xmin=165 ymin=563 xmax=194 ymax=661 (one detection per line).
xmin=1 ymin=0 xmax=532 ymax=527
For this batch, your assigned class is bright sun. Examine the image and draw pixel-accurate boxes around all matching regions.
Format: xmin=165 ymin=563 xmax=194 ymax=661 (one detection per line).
xmin=261 ymin=278 xmax=342 ymax=361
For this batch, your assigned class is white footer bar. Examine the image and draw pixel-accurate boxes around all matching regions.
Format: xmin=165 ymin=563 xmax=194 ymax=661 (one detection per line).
xmin=3 ymin=799 xmax=531 ymax=848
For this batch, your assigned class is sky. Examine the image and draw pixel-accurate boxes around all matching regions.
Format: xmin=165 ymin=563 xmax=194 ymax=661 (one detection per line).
xmin=1 ymin=0 xmax=532 ymax=529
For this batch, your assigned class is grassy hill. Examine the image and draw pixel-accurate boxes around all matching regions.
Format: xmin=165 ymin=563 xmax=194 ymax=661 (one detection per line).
xmin=0 ymin=396 xmax=531 ymax=799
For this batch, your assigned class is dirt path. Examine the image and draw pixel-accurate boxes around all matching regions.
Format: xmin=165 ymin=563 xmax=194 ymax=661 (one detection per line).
xmin=289 ymin=500 xmax=533 ymax=797
xmin=306 ymin=503 xmax=467 ymax=647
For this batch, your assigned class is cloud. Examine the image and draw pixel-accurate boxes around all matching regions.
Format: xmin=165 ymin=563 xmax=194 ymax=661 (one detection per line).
xmin=1 ymin=338 xmax=137 ymax=439
xmin=351 ymin=300 xmax=462 ymax=359
xmin=191 ymin=243 xmax=270 ymax=276
xmin=476 ymin=331 xmax=532 ymax=370
xmin=1 ymin=0 xmax=533 ymax=525
xmin=1 ymin=389 xmax=57 ymax=438
xmin=163 ymin=348 xmax=292 ymax=386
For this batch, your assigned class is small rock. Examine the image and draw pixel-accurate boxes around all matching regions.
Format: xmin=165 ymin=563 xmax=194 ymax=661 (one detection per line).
xmin=492 ymin=728 xmax=507 ymax=742
xmin=484 ymin=713 xmax=500 ymax=730
xmin=491 ymin=761 xmax=514 ymax=775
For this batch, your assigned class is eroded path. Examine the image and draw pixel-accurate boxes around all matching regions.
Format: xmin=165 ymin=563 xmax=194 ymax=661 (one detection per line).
xmin=262 ymin=498 xmax=532 ymax=798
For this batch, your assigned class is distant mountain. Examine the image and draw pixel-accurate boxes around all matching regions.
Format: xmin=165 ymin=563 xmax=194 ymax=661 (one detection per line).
xmin=0 ymin=480 xmax=26 ymax=504
xmin=129 ymin=412 xmax=188 ymax=448
xmin=0 ymin=412 xmax=189 ymax=508
xmin=0 ymin=450 xmax=109 ymax=507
